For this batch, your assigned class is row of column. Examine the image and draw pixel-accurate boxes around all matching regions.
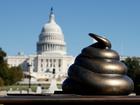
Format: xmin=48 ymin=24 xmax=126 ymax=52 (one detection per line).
xmin=40 ymin=43 xmax=66 ymax=52
xmin=39 ymin=35 xmax=63 ymax=42
xmin=39 ymin=59 xmax=62 ymax=73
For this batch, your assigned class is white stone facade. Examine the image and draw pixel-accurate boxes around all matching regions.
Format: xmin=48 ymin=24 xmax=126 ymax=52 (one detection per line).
xmin=6 ymin=8 xmax=74 ymax=83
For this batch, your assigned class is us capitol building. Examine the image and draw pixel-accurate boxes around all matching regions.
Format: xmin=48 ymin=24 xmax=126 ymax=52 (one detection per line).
xmin=6 ymin=8 xmax=74 ymax=83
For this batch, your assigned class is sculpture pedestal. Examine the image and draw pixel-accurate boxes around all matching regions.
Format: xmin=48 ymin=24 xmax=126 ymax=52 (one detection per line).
xmin=1 ymin=94 xmax=140 ymax=105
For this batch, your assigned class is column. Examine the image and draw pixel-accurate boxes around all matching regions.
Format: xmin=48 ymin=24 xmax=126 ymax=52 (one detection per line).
xmin=41 ymin=45 xmax=43 ymax=51
xmin=51 ymin=44 xmax=52 ymax=51
xmin=48 ymin=44 xmax=49 ymax=51
xmin=54 ymin=44 xmax=56 ymax=50
xmin=46 ymin=44 xmax=48 ymax=51
xmin=53 ymin=44 xmax=54 ymax=51
xmin=44 ymin=44 xmax=45 ymax=51
xmin=42 ymin=44 xmax=44 ymax=51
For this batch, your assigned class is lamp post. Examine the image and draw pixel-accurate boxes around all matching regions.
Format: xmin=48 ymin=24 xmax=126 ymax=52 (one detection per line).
xmin=27 ymin=63 xmax=31 ymax=93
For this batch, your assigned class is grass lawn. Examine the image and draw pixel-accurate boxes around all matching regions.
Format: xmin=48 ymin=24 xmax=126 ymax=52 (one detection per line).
xmin=0 ymin=84 xmax=62 ymax=92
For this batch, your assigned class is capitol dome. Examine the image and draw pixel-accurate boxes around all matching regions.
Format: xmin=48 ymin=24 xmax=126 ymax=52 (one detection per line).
xmin=37 ymin=8 xmax=66 ymax=55
xmin=42 ymin=19 xmax=63 ymax=33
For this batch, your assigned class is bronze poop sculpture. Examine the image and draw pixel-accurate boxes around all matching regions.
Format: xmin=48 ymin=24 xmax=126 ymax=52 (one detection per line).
xmin=62 ymin=33 xmax=134 ymax=95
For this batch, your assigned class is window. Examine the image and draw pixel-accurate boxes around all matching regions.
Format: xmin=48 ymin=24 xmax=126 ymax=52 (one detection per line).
xmin=53 ymin=64 xmax=55 ymax=67
xmin=50 ymin=63 xmax=52 ymax=67
xmin=52 ymin=69 xmax=55 ymax=74
xmin=58 ymin=59 xmax=61 ymax=67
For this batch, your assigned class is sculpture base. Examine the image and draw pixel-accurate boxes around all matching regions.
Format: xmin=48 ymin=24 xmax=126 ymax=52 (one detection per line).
xmin=0 ymin=93 xmax=140 ymax=105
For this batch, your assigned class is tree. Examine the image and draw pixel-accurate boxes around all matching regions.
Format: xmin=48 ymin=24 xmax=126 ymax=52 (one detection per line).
xmin=122 ymin=57 xmax=140 ymax=81
xmin=9 ymin=66 xmax=23 ymax=84
xmin=122 ymin=57 xmax=140 ymax=93
xmin=0 ymin=48 xmax=23 ymax=85
xmin=0 ymin=64 xmax=10 ymax=85
xmin=0 ymin=48 xmax=9 ymax=85
xmin=0 ymin=77 xmax=4 ymax=86
xmin=0 ymin=48 xmax=6 ymax=63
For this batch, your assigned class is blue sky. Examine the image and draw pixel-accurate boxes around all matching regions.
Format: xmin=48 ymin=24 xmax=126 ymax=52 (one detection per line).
xmin=0 ymin=0 xmax=140 ymax=57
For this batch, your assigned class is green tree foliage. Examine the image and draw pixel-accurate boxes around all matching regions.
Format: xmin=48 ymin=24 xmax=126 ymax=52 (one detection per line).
xmin=0 ymin=48 xmax=8 ymax=85
xmin=0 ymin=64 xmax=10 ymax=85
xmin=122 ymin=57 xmax=140 ymax=93
xmin=0 ymin=77 xmax=4 ymax=86
xmin=9 ymin=66 xmax=23 ymax=85
xmin=0 ymin=48 xmax=6 ymax=63
xmin=122 ymin=57 xmax=140 ymax=81
xmin=0 ymin=48 xmax=23 ymax=86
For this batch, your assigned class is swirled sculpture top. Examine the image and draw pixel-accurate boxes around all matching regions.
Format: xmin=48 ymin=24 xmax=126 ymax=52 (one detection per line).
xmin=62 ymin=33 xmax=134 ymax=95
xmin=89 ymin=33 xmax=111 ymax=49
